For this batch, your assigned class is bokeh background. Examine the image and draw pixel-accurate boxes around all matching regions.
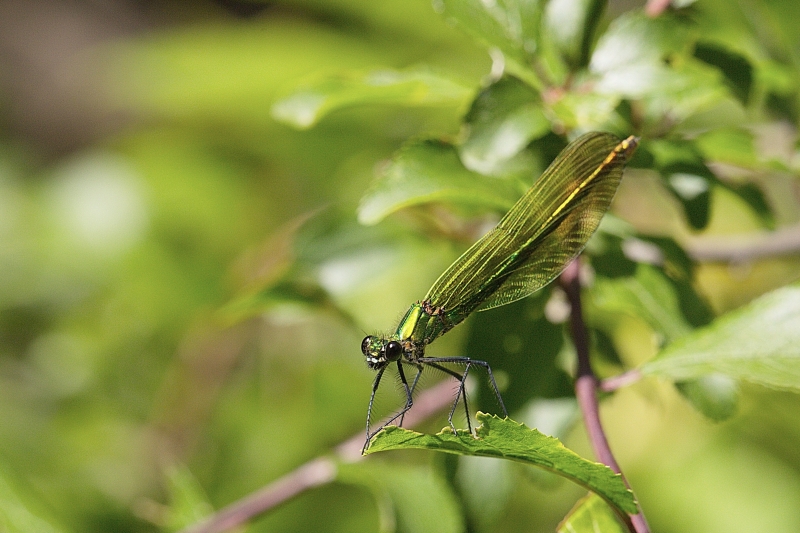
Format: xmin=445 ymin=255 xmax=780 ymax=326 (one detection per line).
xmin=1 ymin=1 xmax=800 ymax=532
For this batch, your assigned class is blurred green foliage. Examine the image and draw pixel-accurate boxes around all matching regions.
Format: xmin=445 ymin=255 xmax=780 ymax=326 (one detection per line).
xmin=1 ymin=0 xmax=800 ymax=532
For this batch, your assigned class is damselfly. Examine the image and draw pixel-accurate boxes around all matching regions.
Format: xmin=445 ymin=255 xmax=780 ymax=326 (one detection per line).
xmin=361 ymin=132 xmax=638 ymax=452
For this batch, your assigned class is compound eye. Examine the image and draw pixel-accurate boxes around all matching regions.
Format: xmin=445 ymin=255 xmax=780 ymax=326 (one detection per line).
xmin=361 ymin=336 xmax=372 ymax=356
xmin=385 ymin=341 xmax=403 ymax=361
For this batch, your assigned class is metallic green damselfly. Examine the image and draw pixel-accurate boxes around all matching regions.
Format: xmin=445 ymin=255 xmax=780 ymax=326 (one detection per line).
xmin=361 ymin=132 xmax=638 ymax=452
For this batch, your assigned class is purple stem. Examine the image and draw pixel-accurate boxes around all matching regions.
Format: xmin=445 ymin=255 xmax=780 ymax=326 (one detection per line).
xmin=600 ymin=369 xmax=643 ymax=392
xmin=560 ymin=260 xmax=650 ymax=533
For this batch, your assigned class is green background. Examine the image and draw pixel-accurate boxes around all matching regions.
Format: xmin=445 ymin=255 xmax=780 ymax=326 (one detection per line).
xmin=1 ymin=0 xmax=799 ymax=532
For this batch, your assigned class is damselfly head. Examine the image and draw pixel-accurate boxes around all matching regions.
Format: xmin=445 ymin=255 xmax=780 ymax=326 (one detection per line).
xmin=361 ymin=335 xmax=403 ymax=370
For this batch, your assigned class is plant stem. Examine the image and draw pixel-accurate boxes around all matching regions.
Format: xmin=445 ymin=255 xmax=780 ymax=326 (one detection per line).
xmin=684 ymin=222 xmax=800 ymax=262
xmin=560 ymin=260 xmax=651 ymax=533
xmin=179 ymin=378 xmax=459 ymax=533
xmin=181 ymin=457 xmax=337 ymax=533
xmin=600 ymin=369 xmax=643 ymax=392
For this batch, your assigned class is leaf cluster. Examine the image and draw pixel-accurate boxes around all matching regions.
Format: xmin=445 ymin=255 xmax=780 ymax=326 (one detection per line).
xmin=253 ymin=0 xmax=800 ymax=531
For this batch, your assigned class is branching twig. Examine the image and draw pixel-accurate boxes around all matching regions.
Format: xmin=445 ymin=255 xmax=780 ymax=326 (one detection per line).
xmin=685 ymin=223 xmax=800 ymax=263
xmin=180 ymin=378 xmax=460 ymax=533
xmin=600 ymin=369 xmax=643 ymax=392
xmin=560 ymin=261 xmax=651 ymax=533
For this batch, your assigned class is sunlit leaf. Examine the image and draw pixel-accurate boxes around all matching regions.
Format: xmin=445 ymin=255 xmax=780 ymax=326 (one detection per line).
xmin=358 ymin=139 xmax=522 ymax=225
xmin=271 ymin=68 xmax=473 ymax=129
xmin=437 ymin=0 xmax=551 ymax=88
xmin=590 ymin=12 xmax=729 ymax=121
xmin=366 ymin=413 xmax=638 ymax=516
xmin=647 ymin=138 xmax=701 ymax=168
xmin=460 ymin=77 xmax=550 ymax=175
xmin=590 ymin=12 xmax=690 ymax=96
xmin=758 ymin=60 xmax=796 ymax=98
xmin=557 ymin=492 xmax=627 ymax=533
xmin=547 ymin=89 xmax=624 ymax=132
xmin=543 ymin=0 xmax=605 ymax=68
xmin=741 ymin=2 xmax=800 ymax=91
xmin=643 ymin=61 xmax=730 ymax=123
xmin=641 ymin=283 xmax=800 ymax=391
xmin=694 ymin=127 xmax=760 ymax=168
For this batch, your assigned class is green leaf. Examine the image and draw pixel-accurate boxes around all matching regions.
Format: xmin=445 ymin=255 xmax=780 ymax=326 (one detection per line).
xmin=358 ymin=139 xmax=522 ymax=225
xmin=590 ymin=12 xmax=729 ymax=121
xmin=543 ymin=0 xmax=605 ymax=68
xmin=365 ymin=413 xmax=638 ymax=516
xmin=547 ymin=89 xmax=625 ymax=131
xmin=591 ymin=243 xmax=730 ymax=417
xmin=271 ymin=68 xmax=473 ymax=129
xmin=648 ymin=139 xmax=717 ymax=230
xmin=644 ymin=60 xmax=732 ymax=125
xmin=674 ymin=374 xmax=739 ymax=421
xmin=723 ymin=181 xmax=775 ymax=230
xmin=689 ymin=129 xmax=778 ymax=228
xmin=694 ymin=127 xmax=760 ymax=169
xmin=460 ymin=77 xmax=550 ymax=176
xmin=639 ymin=237 xmax=714 ymax=328
xmin=663 ymin=170 xmax=712 ymax=230
xmin=694 ymin=43 xmax=753 ymax=104
xmin=337 ymin=461 xmax=463 ymax=533
xmin=590 ymin=12 xmax=691 ymax=97
xmin=0 ymin=470 xmax=66 ymax=533
xmin=591 ymin=264 xmax=692 ymax=343
xmin=641 ymin=283 xmax=800 ymax=391
xmin=437 ymin=0 xmax=550 ymax=88
xmin=557 ymin=493 xmax=628 ymax=533
xmin=647 ymin=138 xmax=701 ymax=168
xmin=162 ymin=465 xmax=214 ymax=532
